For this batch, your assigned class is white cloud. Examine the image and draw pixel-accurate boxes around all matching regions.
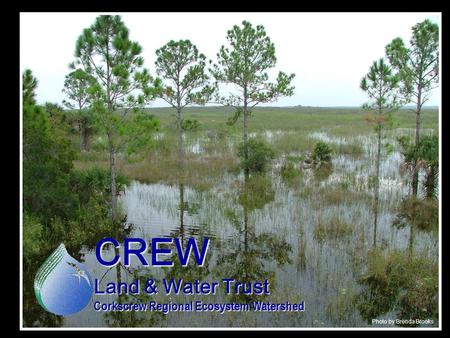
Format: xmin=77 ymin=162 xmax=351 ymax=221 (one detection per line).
xmin=20 ymin=12 xmax=441 ymax=107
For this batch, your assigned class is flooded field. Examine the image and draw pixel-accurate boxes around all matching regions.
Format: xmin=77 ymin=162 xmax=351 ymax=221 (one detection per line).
xmin=23 ymin=125 xmax=438 ymax=328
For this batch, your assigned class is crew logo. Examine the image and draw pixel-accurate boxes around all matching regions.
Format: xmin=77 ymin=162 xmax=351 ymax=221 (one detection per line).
xmin=34 ymin=243 xmax=93 ymax=316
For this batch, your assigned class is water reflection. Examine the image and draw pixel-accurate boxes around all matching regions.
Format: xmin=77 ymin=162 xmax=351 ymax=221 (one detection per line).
xmin=216 ymin=173 xmax=292 ymax=303
xmin=313 ymin=162 xmax=333 ymax=183
xmin=102 ymin=260 xmax=165 ymax=327
xmin=372 ymin=128 xmax=382 ymax=248
xmin=162 ymin=183 xmax=215 ymax=284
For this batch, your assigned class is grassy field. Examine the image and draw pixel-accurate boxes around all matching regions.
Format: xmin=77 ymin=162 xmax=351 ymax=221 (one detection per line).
xmin=73 ymin=106 xmax=439 ymax=190
xmin=144 ymin=106 xmax=439 ymax=135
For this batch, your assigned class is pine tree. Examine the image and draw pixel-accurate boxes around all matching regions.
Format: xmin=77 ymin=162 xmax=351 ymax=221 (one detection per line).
xmin=361 ymin=58 xmax=400 ymax=247
xmin=385 ymin=19 xmax=439 ymax=196
xmin=71 ymin=15 xmax=160 ymax=225
xmin=155 ymin=39 xmax=214 ymax=160
xmin=212 ymin=21 xmax=295 ymax=176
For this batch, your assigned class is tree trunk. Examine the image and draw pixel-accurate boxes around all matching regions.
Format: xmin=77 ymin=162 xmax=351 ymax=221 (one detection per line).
xmin=84 ymin=131 xmax=90 ymax=152
xmin=412 ymin=88 xmax=422 ymax=197
xmin=177 ymin=103 xmax=186 ymax=243
xmin=243 ymin=184 xmax=248 ymax=282
xmin=79 ymin=121 xmax=85 ymax=152
xmin=80 ymin=119 xmax=88 ymax=152
xmin=109 ymin=142 xmax=118 ymax=225
xmin=408 ymin=221 xmax=414 ymax=258
xmin=115 ymin=247 xmax=122 ymax=307
xmin=177 ymin=107 xmax=184 ymax=162
xmin=243 ymin=172 xmax=249 ymax=247
xmin=425 ymin=165 xmax=437 ymax=199
xmin=179 ymin=183 xmax=185 ymax=243
xmin=372 ymin=125 xmax=382 ymax=248
xmin=243 ymin=86 xmax=249 ymax=177
xmin=174 ymin=70 xmax=187 ymax=241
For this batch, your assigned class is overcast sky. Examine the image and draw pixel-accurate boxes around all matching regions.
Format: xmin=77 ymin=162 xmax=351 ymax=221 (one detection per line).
xmin=20 ymin=12 xmax=441 ymax=107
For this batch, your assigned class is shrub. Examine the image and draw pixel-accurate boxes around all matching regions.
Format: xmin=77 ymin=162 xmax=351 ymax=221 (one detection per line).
xmin=70 ymin=167 xmax=130 ymax=204
xmin=181 ymin=119 xmax=200 ymax=131
xmin=397 ymin=134 xmax=438 ymax=199
xmin=417 ymin=135 xmax=438 ymax=199
xmin=237 ymin=138 xmax=275 ymax=173
xmin=23 ymin=102 xmax=76 ymax=224
xmin=23 ymin=213 xmax=45 ymax=265
xmin=397 ymin=134 xmax=438 ymax=165
xmin=356 ymin=248 xmax=438 ymax=326
xmin=281 ymin=159 xmax=301 ymax=184
xmin=312 ymin=141 xmax=333 ymax=164
xmin=393 ymin=197 xmax=438 ymax=232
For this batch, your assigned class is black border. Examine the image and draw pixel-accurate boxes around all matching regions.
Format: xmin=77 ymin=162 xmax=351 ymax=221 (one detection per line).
xmin=11 ymin=7 xmax=448 ymax=335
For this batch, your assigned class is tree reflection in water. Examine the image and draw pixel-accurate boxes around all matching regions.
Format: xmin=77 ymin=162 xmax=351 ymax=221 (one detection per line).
xmin=216 ymin=173 xmax=292 ymax=303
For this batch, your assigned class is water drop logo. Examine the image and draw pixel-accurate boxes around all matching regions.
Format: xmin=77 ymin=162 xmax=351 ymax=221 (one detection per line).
xmin=34 ymin=243 xmax=93 ymax=316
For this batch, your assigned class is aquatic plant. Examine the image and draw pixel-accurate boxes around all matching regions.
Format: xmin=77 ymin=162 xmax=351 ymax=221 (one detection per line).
xmin=312 ymin=141 xmax=333 ymax=164
xmin=281 ymin=159 xmax=302 ymax=185
xmin=314 ymin=215 xmax=353 ymax=242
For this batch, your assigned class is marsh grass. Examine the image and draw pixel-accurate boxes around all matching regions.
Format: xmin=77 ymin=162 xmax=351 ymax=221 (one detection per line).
xmin=333 ymin=142 xmax=364 ymax=156
xmin=149 ymin=131 xmax=178 ymax=155
xmin=74 ymin=151 xmax=238 ymax=191
xmin=356 ymin=248 xmax=438 ymax=326
xmin=146 ymin=106 xmax=437 ymax=135
xmin=122 ymin=153 xmax=237 ymax=190
xmin=74 ymin=107 xmax=438 ymax=189
xmin=294 ymin=185 xmax=314 ymax=199
xmin=297 ymin=225 xmax=307 ymax=271
xmin=349 ymin=229 xmax=367 ymax=271
xmin=314 ymin=215 xmax=353 ymax=242
xmin=272 ymin=132 xmax=314 ymax=154
xmin=73 ymin=159 xmax=109 ymax=171
xmin=309 ymin=164 xmax=332 ymax=185
xmin=319 ymin=185 xmax=371 ymax=206
xmin=325 ymin=286 xmax=356 ymax=323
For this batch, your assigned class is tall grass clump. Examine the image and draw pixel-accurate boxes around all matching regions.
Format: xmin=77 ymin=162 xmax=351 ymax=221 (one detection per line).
xmin=314 ymin=215 xmax=353 ymax=242
xmin=356 ymin=248 xmax=438 ymax=326
xmin=281 ymin=158 xmax=302 ymax=186
xmin=333 ymin=142 xmax=364 ymax=156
